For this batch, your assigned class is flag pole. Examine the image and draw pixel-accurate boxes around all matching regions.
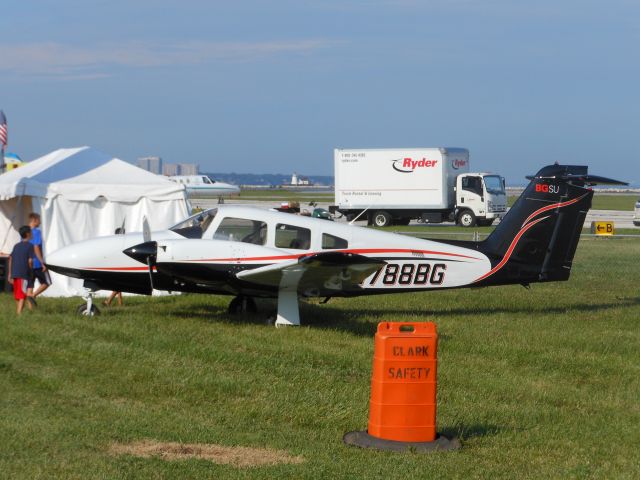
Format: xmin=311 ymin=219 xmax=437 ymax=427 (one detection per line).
xmin=0 ymin=109 xmax=6 ymax=174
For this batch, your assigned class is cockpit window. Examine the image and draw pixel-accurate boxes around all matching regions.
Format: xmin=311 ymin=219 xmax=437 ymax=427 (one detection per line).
xmin=213 ymin=217 xmax=267 ymax=245
xmin=170 ymin=209 xmax=218 ymax=239
xmin=275 ymin=224 xmax=311 ymax=250
xmin=202 ymin=176 xmax=212 ymax=184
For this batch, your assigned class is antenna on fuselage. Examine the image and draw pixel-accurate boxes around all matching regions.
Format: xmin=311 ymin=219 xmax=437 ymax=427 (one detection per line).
xmin=348 ymin=200 xmax=381 ymax=226
xmin=349 ymin=207 xmax=370 ymax=225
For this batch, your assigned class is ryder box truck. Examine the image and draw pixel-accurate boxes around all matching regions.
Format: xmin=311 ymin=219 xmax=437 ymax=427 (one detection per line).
xmin=330 ymin=147 xmax=507 ymax=227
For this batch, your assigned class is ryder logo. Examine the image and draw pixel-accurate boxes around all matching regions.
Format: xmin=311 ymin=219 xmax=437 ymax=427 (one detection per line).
xmin=392 ymin=158 xmax=438 ymax=173
xmin=452 ymin=158 xmax=468 ymax=170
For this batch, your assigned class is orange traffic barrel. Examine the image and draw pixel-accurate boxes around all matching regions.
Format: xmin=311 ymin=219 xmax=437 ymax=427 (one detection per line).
xmin=368 ymin=322 xmax=438 ymax=442
xmin=344 ymin=322 xmax=459 ymax=452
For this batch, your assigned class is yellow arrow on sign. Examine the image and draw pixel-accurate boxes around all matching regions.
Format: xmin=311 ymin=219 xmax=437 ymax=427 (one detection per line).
xmin=590 ymin=221 xmax=614 ymax=235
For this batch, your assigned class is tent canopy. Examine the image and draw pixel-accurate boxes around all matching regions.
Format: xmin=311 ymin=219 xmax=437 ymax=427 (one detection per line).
xmin=0 ymin=146 xmax=185 ymax=201
xmin=0 ymin=146 xmax=190 ymax=296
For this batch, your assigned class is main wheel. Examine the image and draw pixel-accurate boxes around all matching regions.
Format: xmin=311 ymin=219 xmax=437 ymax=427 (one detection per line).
xmin=76 ymin=303 xmax=100 ymax=316
xmin=372 ymin=211 xmax=393 ymax=227
xmin=228 ymin=296 xmax=257 ymax=314
xmin=457 ymin=210 xmax=476 ymax=227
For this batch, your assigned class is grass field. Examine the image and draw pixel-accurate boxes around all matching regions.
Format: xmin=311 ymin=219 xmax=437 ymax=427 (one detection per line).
xmin=1 ymin=237 xmax=639 ymax=479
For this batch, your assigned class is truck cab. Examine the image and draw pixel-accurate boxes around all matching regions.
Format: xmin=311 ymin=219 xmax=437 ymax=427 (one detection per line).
xmin=455 ymin=173 xmax=507 ymax=227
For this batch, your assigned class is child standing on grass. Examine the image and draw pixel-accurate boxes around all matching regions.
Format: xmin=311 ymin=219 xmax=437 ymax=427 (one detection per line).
xmin=27 ymin=212 xmax=52 ymax=306
xmin=8 ymin=226 xmax=35 ymax=315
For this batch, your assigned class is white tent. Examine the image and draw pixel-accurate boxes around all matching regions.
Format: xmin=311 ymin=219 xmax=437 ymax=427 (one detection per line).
xmin=0 ymin=146 xmax=190 ymax=296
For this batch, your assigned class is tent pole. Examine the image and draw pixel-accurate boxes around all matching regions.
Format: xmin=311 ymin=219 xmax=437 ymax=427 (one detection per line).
xmin=0 ymin=184 xmax=26 ymax=252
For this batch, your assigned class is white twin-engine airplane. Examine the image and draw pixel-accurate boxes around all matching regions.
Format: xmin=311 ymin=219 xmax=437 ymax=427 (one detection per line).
xmin=47 ymin=164 xmax=625 ymax=326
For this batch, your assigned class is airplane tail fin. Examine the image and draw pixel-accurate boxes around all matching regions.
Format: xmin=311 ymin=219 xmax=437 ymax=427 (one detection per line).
xmin=476 ymin=164 xmax=626 ymax=286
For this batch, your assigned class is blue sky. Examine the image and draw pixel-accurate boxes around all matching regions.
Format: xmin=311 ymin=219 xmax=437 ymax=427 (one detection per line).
xmin=1 ymin=0 xmax=638 ymax=184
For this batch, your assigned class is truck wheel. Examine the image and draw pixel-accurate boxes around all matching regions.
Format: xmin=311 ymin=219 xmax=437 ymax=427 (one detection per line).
xmin=372 ymin=211 xmax=393 ymax=227
xmin=457 ymin=210 xmax=476 ymax=227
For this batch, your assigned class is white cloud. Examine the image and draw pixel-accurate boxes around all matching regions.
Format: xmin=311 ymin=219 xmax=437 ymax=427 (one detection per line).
xmin=0 ymin=40 xmax=337 ymax=79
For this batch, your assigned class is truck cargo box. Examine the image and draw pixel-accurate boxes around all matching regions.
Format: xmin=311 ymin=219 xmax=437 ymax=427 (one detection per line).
xmin=334 ymin=148 xmax=470 ymax=210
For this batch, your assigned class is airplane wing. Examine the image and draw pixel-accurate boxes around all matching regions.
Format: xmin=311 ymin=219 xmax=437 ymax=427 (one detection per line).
xmin=236 ymin=251 xmax=385 ymax=297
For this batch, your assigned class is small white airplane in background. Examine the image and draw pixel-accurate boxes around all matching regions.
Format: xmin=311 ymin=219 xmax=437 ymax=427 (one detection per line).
xmin=47 ymin=164 xmax=625 ymax=326
xmin=168 ymin=175 xmax=240 ymax=197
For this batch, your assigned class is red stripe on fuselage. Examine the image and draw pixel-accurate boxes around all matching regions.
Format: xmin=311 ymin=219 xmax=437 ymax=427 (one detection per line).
xmin=182 ymin=247 xmax=482 ymax=263
xmin=84 ymin=266 xmax=155 ymax=272
xmin=80 ymin=249 xmax=482 ymax=271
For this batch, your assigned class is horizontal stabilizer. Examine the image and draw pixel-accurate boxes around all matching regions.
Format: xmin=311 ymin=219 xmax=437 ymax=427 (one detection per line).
xmin=525 ymin=165 xmax=627 ymax=186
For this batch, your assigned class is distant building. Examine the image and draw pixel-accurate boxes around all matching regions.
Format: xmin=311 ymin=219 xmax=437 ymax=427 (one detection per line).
xmin=291 ymin=172 xmax=311 ymax=186
xmin=162 ymin=163 xmax=180 ymax=176
xmin=178 ymin=163 xmax=199 ymax=175
xmin=137 ymin=156 xmax=163 ymax=174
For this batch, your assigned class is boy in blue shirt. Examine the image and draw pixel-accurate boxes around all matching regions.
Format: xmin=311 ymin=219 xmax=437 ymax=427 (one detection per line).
xmin=8 ymin=226 xmax=35 ymax=314
xmin=27 ymin=212 xmax=51 ymax=305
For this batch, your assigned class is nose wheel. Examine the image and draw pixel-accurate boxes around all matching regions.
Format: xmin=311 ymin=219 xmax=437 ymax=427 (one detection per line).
xmin=76 ymin=303 xmax=101 ymax=316
xmin=228 ymin=296 xmax=257 ymax=314
xmin=77 ymin=290 xmax=100 ymax=316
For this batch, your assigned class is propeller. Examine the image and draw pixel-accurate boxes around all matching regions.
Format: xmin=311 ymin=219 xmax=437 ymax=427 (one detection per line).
xmin=123 ymin=216 xmax=157 ymax=292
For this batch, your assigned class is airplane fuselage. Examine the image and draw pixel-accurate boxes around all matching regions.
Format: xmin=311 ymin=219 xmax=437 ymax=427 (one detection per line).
xmin=48 ymin=206 xmax=492 ymax=298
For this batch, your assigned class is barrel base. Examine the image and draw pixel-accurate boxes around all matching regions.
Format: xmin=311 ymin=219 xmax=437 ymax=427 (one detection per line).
xmin=343 ymin=431 xmax=460 ymax=452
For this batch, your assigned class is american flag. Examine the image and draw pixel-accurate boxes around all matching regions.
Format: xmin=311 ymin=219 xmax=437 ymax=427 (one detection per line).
xmin=0 ymin=110 xmax=7 ymax=149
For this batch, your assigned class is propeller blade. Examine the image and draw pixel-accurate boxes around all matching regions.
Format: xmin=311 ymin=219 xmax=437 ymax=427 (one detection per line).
xmin=143 ymin=217 xmax=151 ymax=243
xmin=146 ymin=256 xmax=155 ymax=291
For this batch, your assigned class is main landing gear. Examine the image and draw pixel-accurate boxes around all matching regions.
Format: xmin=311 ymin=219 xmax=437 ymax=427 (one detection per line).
xmin=227 ymin=291 xmax=302 ymax=328
xmin=228 ymin=295 xmax=257 ymax=314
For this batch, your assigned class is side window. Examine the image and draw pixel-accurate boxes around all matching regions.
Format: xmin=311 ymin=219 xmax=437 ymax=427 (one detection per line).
xmin=275 ymin=224 xmax=311 ymax=250
xmin=322 ymin=233 xmax=348 ymax=249
xmin=462 ymin=176 xmax=482 ymax=196
xmin=213 ymin=217 xmax=267 ymax=245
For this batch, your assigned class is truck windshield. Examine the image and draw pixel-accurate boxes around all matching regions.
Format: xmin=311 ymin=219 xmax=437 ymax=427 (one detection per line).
xmin=170 ymin=208 xmax=218 ymax=238
xmin=483 ymin=175 xmax=505 ymax=195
